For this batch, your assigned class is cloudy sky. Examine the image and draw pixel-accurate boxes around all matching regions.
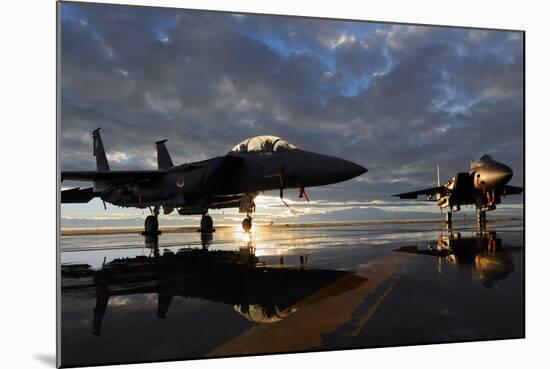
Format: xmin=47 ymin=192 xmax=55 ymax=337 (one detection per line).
xmin=60 ymin=2 xmax=524 ymax=227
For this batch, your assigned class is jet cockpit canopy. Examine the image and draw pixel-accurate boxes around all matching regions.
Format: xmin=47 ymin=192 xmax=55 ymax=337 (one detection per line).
xmin=230 ymin=135 xmax=297 ymax=153
xmin=479 ymin=154 xmax=495 ymax=163
xmin=470 ymin=154 xmax=496 ymax=171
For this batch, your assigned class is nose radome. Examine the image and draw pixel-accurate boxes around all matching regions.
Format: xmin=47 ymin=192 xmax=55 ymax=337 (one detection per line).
xmin=495 ymin=163 xmax=513 ymax=184
xmin=501 ymin=165 xmax=513 ymax=183
xmin=351 ymin=162 xmax=368 ymax=177
xmin=339 ymin=159 xmax=368 ymax=180
xmin=299 ymin=151 xmax=367 ymax=186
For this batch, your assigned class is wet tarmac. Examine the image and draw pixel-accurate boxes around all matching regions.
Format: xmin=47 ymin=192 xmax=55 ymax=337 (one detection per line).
xmin=60 ymin=218 xmax=524 ymax=367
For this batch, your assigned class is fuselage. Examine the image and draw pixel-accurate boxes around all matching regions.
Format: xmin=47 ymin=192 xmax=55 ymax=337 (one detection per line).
xmin=442 ymin=155 xmax=514 ymax=210
xmin=222 ymin=149 xmax=367 ymax=193
xmin=101 ymin=149 xmax=367 ymax=211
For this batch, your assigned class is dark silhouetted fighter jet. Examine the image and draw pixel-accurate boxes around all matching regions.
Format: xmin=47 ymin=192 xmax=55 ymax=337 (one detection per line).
xmin=61 ymin=128 xmax=367 ymax=232
xmin=393 ymin=155 xmax=523 ymax=225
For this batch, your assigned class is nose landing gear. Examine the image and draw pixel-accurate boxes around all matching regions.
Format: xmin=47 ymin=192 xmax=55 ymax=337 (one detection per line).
xmin=477 ymin=210 xmax=487 ymax=227
xmin=445 ymin=211 xmax=452 ymax=225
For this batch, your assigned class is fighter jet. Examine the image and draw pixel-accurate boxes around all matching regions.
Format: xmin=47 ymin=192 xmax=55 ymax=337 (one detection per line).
xmin=61 ymin=128 xmax=367 ymax=232
xmin=393 ymin=155 xmax=523 ymax=224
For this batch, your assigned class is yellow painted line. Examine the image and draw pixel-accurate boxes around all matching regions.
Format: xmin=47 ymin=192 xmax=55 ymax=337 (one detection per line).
xmin=207 ymin=254 xmax=408 ymax=357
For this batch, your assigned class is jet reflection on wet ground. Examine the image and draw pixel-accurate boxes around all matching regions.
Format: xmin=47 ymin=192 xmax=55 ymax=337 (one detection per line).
xmin=60 ymin=219 xmax=524 ymax=367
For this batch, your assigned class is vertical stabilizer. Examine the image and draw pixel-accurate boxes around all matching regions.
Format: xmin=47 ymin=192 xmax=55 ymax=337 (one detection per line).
xmin=156 ymin=139 xmax=174 ymax=169
xmin=92 ymin=128 xmax=110 ymax=171
xmin=436 ymin=164 xmax=441 ymax=201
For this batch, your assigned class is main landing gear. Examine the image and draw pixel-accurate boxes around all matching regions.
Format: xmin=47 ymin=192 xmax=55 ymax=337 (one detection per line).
xmin=198 ymin=214 xmax=214 ymax=249
xmin=144 ymin=215 xmax=159 ymax=233
xmin=242 ymin=215 xmax=253 ymax=232
xmin=143 ymin=206 xmax=160 ymax=234
xmin=200 ymin=214 xmax=214 ymax=233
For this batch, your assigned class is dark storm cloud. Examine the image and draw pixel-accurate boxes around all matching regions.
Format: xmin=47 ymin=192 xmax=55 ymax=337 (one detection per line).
xmin=333 ymin=30 xmax=389 ymax=78
xmin=60 ymin=3 xmax=523 ymax=203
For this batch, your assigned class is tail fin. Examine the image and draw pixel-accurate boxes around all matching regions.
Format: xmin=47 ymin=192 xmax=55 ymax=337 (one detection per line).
xmin=436 ymin=164 xmax=441 ymax=200
xmin=156 ymin=139 xmax=174 ymax=169
xmin=92 ymin=128 xmax=110 ymax=171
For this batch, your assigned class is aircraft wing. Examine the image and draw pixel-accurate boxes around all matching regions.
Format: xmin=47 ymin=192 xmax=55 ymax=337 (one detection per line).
xmin=61 ymin=170 xmax=166 ymax=183
xmin=504 ymin=185 xmax=524 ymax=195
xmin=208 ymin=194 xmax=243 ymax=209
xmin=200 ymin=155 xmax=244 ymax=197
xmin=61 ymin=187 xmax=98 ymax=203
xmin=393 ymin=186 xmax=447 ymax=199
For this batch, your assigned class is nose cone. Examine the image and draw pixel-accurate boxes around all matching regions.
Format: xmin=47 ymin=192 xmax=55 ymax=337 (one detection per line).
xmin=494 ymin=163 xmax=513 ymax=185
xmin=298 ymin=151 xmax=367 ymax=186
xmin=325 ymin=157 xmax=368 ymax=184
xmin=345 ymin=160 xmax=368 ymax=179
xmin=480 ymin=162 xmax=513 ymax=188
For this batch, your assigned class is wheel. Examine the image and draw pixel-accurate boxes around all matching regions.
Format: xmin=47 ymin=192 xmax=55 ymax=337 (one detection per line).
xmin=242 ymin=217 xmax=252 ymax=232
xmin=145 ymin=215 xmax=158 ymax=233
xmin=477 ymin=211 xmax=486 ymax=226
xmin=201 ymin=215 xmax=213 ymax=232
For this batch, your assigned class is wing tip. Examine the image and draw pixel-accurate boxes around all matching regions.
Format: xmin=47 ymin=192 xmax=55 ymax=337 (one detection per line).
xmin=392 ymin=193 xmax=416 ymax=199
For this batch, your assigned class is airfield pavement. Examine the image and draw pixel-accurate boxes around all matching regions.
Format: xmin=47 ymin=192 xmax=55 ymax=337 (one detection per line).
xmin=59 ymin=217 xmax=524 ymax=367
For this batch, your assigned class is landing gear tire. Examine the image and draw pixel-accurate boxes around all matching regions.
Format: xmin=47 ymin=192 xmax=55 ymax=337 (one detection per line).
xmin=478 ymin=211 xmax=486 ymax=227
xmin=242 ymin=217 xmax=252 ymax=232
xmin=144 ymin=215 xmax=159 ymax=233
xmin=200 ymin=214 xmax=214 ymax=233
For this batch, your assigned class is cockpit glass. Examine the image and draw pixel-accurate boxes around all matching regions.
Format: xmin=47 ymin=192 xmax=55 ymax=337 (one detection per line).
xmin=479 ymin=155 xmax=494 ymax=163
xmin=231 ymin=135 xmax=297 ymax=153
